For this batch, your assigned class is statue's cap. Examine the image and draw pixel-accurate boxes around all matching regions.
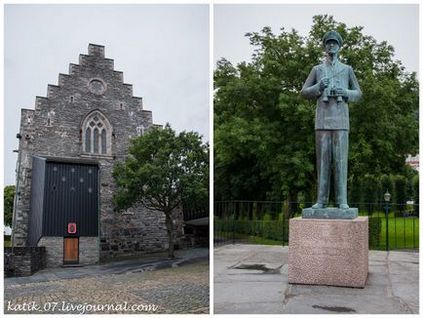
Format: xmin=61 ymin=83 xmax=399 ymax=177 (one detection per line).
xmin=322 ymin=31 xmax=343 ymax=46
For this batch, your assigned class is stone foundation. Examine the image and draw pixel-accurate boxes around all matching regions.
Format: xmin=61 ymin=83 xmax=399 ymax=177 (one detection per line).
xmin=79 ymin=237 xmax=100 ymax=265
xmin=38 ymin=236 xmax=99 ymax=267
xmin=38 ymin=237 xmax=63 ymax=268
xmin=288 ymin=216 xmax=368 ymax=288
xmin=4 ymin=247 xmax=46 ymax=277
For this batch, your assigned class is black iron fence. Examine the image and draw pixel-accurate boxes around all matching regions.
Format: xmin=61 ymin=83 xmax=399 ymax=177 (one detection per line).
xmin=183 ymin=205 xmax=209 ymax=221
xmin=214 ymin=200 xmax=419 ymax=251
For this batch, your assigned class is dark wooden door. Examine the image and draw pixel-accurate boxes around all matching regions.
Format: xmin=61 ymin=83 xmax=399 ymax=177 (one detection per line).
xmin=63 ymin=237 xmax=79 ymax=264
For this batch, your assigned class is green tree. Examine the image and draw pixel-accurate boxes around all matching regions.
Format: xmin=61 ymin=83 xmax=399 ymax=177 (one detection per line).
xmin=4 ymin=185 xmax=15 ymax=226
xmin=113 ymin=124 xmax=209 ymax=258
xmin=348 ymin=176 xmax=362 ymax=206
xmin=214 ymin=15 xmax=418 ymax=202
xmin=360 ymin=175 xmax=380 ymax=213
xmin=393 ymin=175 xmax=408 ymax=214
xmin=380 ymin=174 xmax=395 ymax=200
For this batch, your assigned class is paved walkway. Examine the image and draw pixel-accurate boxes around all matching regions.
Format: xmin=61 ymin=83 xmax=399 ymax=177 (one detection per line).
xmin=5 ymin=248 xmax=209 ymax=314
xmin=214 ymin=244 xmax=419 ymax=314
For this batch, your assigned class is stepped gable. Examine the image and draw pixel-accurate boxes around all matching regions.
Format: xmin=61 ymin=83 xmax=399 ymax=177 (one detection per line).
xmin=35 ymin=44 xmax=146 ymax=113
xmin=12 ymin=44 xmax=176 ymax=264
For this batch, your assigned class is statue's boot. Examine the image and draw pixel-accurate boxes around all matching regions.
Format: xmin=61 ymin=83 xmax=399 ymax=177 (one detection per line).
xmin=312 ymin=202 xmax=325 ymax=209
xmin=339 ymin=203 xmax=349 ymax=209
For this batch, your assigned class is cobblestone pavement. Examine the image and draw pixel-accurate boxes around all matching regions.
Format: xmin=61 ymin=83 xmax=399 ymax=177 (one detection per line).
xmin=5 ymin=261 xmax=209 ymax=314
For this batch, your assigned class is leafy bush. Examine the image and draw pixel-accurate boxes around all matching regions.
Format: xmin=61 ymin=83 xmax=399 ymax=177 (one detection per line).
xmin=393 ymin=175 xmax=408 ymax=215
xmin=368 ymin=216 xmax=382 ymax=249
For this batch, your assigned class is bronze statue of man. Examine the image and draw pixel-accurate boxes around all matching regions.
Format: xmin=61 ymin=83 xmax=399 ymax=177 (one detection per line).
xmin=301 ymin=31 xmax=362 ymax=210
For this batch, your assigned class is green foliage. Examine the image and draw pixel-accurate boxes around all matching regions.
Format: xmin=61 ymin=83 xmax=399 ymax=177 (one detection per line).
xmin=348 ymin=176 xmax=362 ymax=205
xmin=214 ymin=15 xmax=418 ymax=201
xmin=262 ymin=213 xmax=272 ymax=222
xmin=4 ymin=236 xmax=11 ymax=247
xmin=230 ymin=219 xmax=286 ymax=242
xmin=368 ymin=216 xmax=382 ymax=249
xmin=349 ymin=173 xmax=414 ymax=210
xmin=380 ymin=174 xmax=395 ymax=199
xmin=113 ymin=124 xmax=208 ymax=257
xmin=215 ymin=212 xmax=418 ymax=250
xmin=393 ymin=175 xmax=408 ymax=213
xmin=113 ymin=124 xmax=208 ymax=214
xmin=4 ymin=185 xmax=15 ymax=226
xmin=361 ymin=175 xmax=380 ymax=203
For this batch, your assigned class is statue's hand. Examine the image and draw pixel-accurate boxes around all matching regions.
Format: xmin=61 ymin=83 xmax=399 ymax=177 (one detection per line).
xmin=319 ymin=77 xmax=329 ymax=91
xmin=335 ymin=87 xmax=347 ymax=97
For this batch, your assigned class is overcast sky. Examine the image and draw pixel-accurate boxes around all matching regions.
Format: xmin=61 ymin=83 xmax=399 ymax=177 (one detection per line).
xmin=214 ymin=4 xmax=419 ymax=74
xmin=3 ymin=4 xmax=420 ymax=185
xmin=4 ymin=4 xmax=209 ymax=185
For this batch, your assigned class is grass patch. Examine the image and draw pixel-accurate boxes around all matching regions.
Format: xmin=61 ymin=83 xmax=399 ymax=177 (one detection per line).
xmin=376 ymin=216 xmax=419 ymax=250
xmin=215 ymin=214 xmax=419 ymax=250
xmin=249 ymin=236 xmax=283 ymax=245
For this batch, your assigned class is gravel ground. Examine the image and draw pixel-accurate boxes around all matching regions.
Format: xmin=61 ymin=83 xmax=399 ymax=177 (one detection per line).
xmin=5 ymin=261 xmax=209 ymax=314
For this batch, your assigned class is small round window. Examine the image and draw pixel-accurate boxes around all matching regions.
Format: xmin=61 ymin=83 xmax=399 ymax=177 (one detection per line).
xmin=88 ymin=79 xmax=106 ymax=95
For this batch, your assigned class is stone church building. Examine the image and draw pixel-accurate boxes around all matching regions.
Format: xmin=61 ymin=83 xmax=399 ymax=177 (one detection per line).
xmin=12 ymin=44 xmax=178 ymax=268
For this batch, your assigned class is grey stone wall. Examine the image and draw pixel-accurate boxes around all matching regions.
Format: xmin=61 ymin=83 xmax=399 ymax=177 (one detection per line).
xmin=37 ymin=236 xmax=99 ymax=267
xmin=101 ymin=209 xmax=168 ymax=258
xmin=38 ymin=237 xmax=63 ymax=268
xmin=4 ymin=247 xmax=46 ymax=277
xmin=79 ymin=237 xmax=99 ymax=265
xmin=13 ymin=44 xmax=176 ymax=263
xmin=12 ymin=109 xmax=35 ymax=246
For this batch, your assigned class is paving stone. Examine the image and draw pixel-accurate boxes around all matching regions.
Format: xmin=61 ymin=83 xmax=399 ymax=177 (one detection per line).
xmin=214 ymin=244 xmax=419 ymax=314
xmin=5 ymin=249 xmax=209 ymax=314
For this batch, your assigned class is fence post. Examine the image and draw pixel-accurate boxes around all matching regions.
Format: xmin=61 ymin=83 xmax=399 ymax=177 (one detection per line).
xmin=385 ymin=203 xmax=389 ymax=251
xmin=281 ymin=215 xmax=284 ymax=246
xmin=231 ymin=205 xmax=235 ymax=244
xmin=413 ymin=215 xmax=416 ymax=249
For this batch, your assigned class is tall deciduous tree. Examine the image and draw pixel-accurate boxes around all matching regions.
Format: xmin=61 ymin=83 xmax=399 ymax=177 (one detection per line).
xmin=113 ymin=124 xmax=209 ymax=258
xmin=214 ymin=15 xmax=418 ymax=202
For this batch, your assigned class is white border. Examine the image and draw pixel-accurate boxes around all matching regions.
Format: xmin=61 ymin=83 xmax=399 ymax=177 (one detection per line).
xmin=1 ymin=1 xmax=422 ymax=317
xmin=209 ymin=2 xmax=215 ymax=316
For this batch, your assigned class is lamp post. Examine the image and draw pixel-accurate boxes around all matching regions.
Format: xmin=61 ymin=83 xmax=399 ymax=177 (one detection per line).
xmin=384 ymin=190 xmax=391 ymax=251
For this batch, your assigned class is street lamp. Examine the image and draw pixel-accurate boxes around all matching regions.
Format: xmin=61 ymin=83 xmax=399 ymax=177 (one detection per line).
xmin=384 ymin=190 xmax=391 ymax=251
xmin=384 ymin=190 xmax=391 ymax=203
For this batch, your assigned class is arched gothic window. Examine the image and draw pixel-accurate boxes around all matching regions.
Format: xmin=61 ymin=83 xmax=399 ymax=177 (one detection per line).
xmin=81 ymin=110 xmax=112 ymax=155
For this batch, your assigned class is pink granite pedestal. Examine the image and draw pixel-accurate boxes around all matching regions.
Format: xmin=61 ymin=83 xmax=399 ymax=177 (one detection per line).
xmin=288 ymin=216 xmax=368 ymax=288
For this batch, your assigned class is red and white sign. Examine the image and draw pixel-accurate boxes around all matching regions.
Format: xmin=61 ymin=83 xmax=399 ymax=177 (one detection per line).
xmin=67 ymin=223 xmax=77 ymax=234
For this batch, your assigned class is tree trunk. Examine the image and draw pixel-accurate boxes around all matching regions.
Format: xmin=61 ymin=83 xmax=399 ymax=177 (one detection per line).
xmin=165 ymin=213 xmax=175 ymax=259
